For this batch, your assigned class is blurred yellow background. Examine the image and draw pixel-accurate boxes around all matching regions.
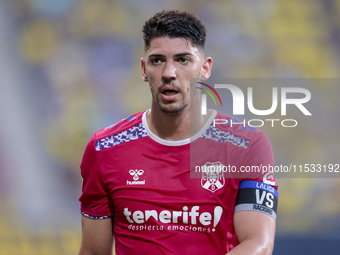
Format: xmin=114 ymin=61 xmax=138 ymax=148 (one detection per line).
xmin=0 ymin=0 xmax=339 ymax=254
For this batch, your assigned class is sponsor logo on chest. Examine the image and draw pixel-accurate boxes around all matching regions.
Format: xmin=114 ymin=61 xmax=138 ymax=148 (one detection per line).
xmin=123 ymin=205 xmax=223 ymax=233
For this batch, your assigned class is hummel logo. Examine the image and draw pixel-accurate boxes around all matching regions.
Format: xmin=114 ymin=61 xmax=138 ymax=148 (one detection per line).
xmin=129 ymin=169 xmax=144 ymax=180
xmin=127 ymin=169 xmax=145 ymax=185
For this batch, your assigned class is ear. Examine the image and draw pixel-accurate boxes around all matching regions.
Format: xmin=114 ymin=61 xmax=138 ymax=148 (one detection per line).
xmin=200 ymin=57 xmax=213 ymax=81
xmin=140 ymin=58 xmax=148 ymax=82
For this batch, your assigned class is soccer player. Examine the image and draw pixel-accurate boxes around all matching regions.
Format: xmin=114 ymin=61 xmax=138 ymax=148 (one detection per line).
xmin=78 ymin=10 xmax=278 ymax=255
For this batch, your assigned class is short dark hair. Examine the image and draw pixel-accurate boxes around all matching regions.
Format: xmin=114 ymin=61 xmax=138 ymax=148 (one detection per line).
xmin=142 ymin=10 xmax=207 ymax=52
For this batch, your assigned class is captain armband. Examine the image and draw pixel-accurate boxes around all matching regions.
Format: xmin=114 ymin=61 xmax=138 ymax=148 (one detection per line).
xmin=235 ymin=181 xmax=278 ymax=220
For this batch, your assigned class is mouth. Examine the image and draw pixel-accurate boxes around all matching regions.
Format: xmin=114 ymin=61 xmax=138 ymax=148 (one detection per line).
xmin=159 ymin=86 xmax=180 ymax=101
xmin=162 ymin=90 xmax=178 ymax=95
xmin=160 ymin=86 xmax=179 ymax=95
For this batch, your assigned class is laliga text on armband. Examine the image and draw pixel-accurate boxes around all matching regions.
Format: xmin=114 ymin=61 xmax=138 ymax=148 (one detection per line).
xmin=198 ymin=83 xmax=312 ymax=127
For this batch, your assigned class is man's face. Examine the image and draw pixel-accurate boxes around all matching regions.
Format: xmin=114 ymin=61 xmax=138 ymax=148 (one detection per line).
xmin=141 ymin=37 xmax=210 ymax=115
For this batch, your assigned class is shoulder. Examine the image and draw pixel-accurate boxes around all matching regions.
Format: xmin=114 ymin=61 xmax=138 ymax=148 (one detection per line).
xmin=202 ymin=111 xmax=268 ymax=149
xmin=92 ymin=111 xmax=147 ymax=151
xmin=94 ymin=111 xmax=145 ymax=139
xmin=213 ymin=111 xmax=264 ymax=138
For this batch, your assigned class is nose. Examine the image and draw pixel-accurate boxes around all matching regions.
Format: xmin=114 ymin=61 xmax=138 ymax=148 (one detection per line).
xmin=162 ymin=60 xmax=176 ymax=83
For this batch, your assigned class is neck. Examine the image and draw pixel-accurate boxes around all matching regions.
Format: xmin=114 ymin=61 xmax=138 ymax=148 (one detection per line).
xmin=146 ymin=102 xmax=212 ymax=141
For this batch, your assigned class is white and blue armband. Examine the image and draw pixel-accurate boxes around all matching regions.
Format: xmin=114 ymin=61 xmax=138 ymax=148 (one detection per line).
xmin=235 ymin=181 xmax=278 ymax=220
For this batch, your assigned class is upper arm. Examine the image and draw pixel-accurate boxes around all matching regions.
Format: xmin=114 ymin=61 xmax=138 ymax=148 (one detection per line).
xmin=78 ymin=135 xmax=114 ymax=255
xmin=79 ymin=134 xmax=115 ymax=255
xmin=233 ymin=210 xmax=275 ymax=254
xmin=232 ymin=179 xmax=278 ymax=254
xmin=79 ymin=215 xmax=114 ymax=255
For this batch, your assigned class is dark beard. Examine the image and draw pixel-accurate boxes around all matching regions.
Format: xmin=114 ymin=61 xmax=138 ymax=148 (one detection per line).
xmin=150 ymin=83 xmax=189 ymax=114
xmin=157 ymin=100 xmax=188 ymax=114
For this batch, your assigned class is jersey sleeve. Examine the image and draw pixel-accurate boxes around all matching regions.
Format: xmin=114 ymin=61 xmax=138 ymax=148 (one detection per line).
xmin=235 ymin=131 xmax=278 ymax=220
xmin=241 ymin=131 xmax=276 ymax=185
xmin=79 ymin=133 xmax=114 ymax=219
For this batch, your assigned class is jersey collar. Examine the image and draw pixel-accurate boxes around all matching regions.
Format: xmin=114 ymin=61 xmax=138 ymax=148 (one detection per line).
xmin=142 ymin=109 xmax=217 ymax=146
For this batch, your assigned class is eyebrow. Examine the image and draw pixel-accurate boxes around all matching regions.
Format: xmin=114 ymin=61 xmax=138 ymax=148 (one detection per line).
xmin=148 ymin=54 xmax=165 ymax=59
xmin=148 ymin=52 xmax=194 ymax=59
xmin=174 ymin=52 xmax=194 ymax=57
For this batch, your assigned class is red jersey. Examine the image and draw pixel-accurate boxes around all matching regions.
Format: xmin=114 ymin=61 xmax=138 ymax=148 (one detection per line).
xmin=79 ymin=110 xmax=277 ymax=254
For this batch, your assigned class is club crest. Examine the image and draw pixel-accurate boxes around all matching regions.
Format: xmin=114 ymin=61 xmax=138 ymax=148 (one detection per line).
xmin=201 ymin=161 xmax=225 ymax=193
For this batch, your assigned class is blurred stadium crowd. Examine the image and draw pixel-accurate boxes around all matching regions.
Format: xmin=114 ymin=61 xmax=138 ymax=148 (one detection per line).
xmin=0 ymin=0 xmax=339 ymax=254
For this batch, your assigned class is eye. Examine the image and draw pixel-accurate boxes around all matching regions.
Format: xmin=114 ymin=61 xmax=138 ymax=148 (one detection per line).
xmin=151 ymin=58 xmax=162 ymax=65
xmin=178 ymin=57 xmax=189 ymax=64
